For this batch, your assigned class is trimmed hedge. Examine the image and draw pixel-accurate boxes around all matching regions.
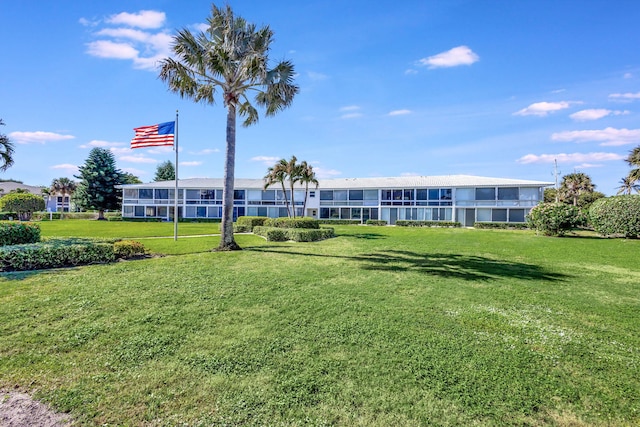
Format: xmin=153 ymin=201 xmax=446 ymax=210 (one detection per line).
xmin=114 ymin=240 xmax=147 ymax=259
xmin=474 ymin=222 xmax=529 ymax=230
xmin=395 ymin=220 xmax=461 ymax=228
xmin=253 ymin=226 xmax=334 ymax=242
xmin=366 ymin=220 xmax=387 ymax=226
xmin=589 ymin=195 xmax=640 ymax=238
xmin=236 ymin=216 xmax=268 ymax=228
xmin=264 ymin=217 xmax=320 ymax=229
xmin=0 ymin=222 xmax=41 ymax=246
xmin=317 ymin=219 xmax=361 ymax=225
xmin=527 ymin=202 xmax=581 ymax=236
xmin=0 ymin=239 xmax=115 ymax=272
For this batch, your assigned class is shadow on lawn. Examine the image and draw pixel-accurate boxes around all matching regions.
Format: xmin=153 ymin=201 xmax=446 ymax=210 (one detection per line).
xmin=249 ymin=248 xmax=568 ymax=282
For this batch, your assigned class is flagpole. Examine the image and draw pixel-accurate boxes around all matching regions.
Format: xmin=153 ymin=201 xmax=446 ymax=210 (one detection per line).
xmin=174 ymin=110 xmax=179 ymax=241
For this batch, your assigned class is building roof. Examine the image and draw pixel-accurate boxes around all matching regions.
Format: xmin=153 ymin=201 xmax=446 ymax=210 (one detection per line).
xmin=119 ymin=175 xmax=552 ymax=190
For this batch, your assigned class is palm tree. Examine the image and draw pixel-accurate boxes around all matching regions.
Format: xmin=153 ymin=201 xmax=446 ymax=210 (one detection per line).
xmin=299 ymin=161 xmax=319 ymax=216
xmin=617 ymin=175 xmax=640 ymax=195
xmin=50 ymin=177 xmax=77 ymax=217
xmin=626 ymin=146 xmax=640 ymax=182
xmin=0 ymin=119 xmax=15 ymax=172
xmin=264 ymin=160 xmax=290 ymax=217
xmin=159 ymin=5 xmax=298 ymax=250
xmin=558 ymin=172 xmax=595 ymax=206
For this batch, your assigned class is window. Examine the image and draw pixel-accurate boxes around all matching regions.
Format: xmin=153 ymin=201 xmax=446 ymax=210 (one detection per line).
xmin=157 ymin=206 xmax=167 ymax=217
xmin=155 ymin=189 xmax=169 ymax=200
xmin=334 ymin=190 xmax=347 ymax=201
xmin=364 ymin=190 xmax=378 ymax=200
xmin=320 ymin=207 xmax=330 ymax=219
xmin=186 ymin=189 xmax=200 ymax=200
xmin=416 ymin=189 xmax=428 ymax=200
xmin=200 ymin=190 xmax=215 ymax=200
xmin=309 ymin=191 xmax=316 ymax=198
xmin=340 ymin=208 xmax=350 ymax=219
xmin=349 ymin=190 xmax=363 ymax=200
xmin=404 ymin=189 xmax=414 ymax=200
xmin=475 ymin=188 xmax=495 ymax=200
xmin=440 ymin=189 xmax=452 ymax=200
xmin=262 ymin=190 xmax=276 ymax=201
xmin=139 ymin=189 xmax=153 ymax=199
xmin=124 ymin=206 xmax=134 ymax=216
xmin=477 ymin=209 xmax=491 ymax=222
xmin=393 ymin=190 xmax=403 ymax=201
xmin=145 ymin=206 xmax=156 ymax=217
xmin=381 ymin=190 xmax=393 ymax=201
xmin=234 ymin=190 xmax=245 ymax=200
xmin=455 ymin=188 xmax=474 ymax=201
xmin=492 ymin=209 xmax=508 ymax=222
xmin=428 ymin=189 xmax=439 ymax=200
xmin=509 ymin=209 xmax=525 ymax=222
xmin=320 ymin=190 xmax=333 ymax=201
xmin=498 ymin=187 xmax=518 ymax=200
xmin=134 ymin=206 xmax=145 ymax=217
xmin=208 ymin=207 xmax=221 ymax=218
xmin=124 ymin=189 xmax=137 ymax=199
xmin=351 ymin=208 xmax=362 ymax=219
xmin=197 ymin=206 xmax=207 ymax=217
xmin=216 ymin=190 xmax=223 ymax=200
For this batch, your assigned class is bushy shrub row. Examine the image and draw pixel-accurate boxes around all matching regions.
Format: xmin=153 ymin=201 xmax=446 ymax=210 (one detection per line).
xmin=0 ymin=222 xmax=41 ymax=246
xmin=395 ymin=220 xmax=461 ymax=228
xmin=263 ymin=217 xmax=320 ymax=229
xmin=527 ymin=202 xmax=581 ymax=236
xmin=0 ymin=238 xmax=147 ymax=272
xmin=235 ymin=216 xmax=267 ymax=232
xmin=474 ymin=222 xmax=529 ymax=230
xmin=317 ymin=219 xmax=361 ymax=225
xmin=253 ymin=226 xmax=334 ymax=242
xmin=365 ymin=220 xmax=387 ymax=226
xmin=589 ymin=195 xmax=640 ymax=238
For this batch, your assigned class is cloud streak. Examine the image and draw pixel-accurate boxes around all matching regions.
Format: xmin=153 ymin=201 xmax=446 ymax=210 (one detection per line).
xmin=551 ymin=127 xmax=640 ymax=146
xmin=418 ymin=45 xmax=479 ymax=69
xmin=569 ymin=109 xmax=629 ymax=121
xmin=514 ymin=101 xmax=579 ymax=117
xmin=517 ymin=152 xmax=625 ymax=164
xmin=9 ymin=131 xmax=75 ymax=144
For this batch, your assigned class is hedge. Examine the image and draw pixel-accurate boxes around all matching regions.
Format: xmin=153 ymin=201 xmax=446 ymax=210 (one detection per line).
xmin=0 ymin=222 xmax=41 ymax=246
xmin=235 ymin=216 xmax=268 ymax=232
xmin=366 ymin=220 xmax=387 ymax=226
xmin=317 ymin=219 xmax=361 ymax=225
xmin=113 ymin=240 xmax=147 ymax=259
xmin=395 ymin=220 xmax=461 ymax=228
xmin=474 ymin=222 xmax=529 ymax=230
xmin=589 ymin=195 xmax=640 ymax=238
xmin=527 ymin=202 xmax=581 ymax=236
xmin=263 ymin=217 xmax=320 ymax=229
xmin=253 ymin=226 xmax=334 ymax=242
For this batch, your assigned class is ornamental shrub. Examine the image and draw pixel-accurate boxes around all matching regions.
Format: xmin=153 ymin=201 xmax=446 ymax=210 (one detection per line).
xmin=526 ymin=202 xmax=580 ymax=236
xmin=0 ymin=222 xmax=40 ymax=245
xmin=253 ymin=226 xmax=334 ymax=242
xmin=395 ymin=220 xmax=461 ymax=228
xmin=113 ymin=240 xmax=147 ymax=259
xmin=474 ymin=222 xmax=529 ymax=230
xmin=0 ymin=193 xmax=45 ymax=220
xmin=589 ymin=195 xmax=640 ymax=238
xmin=366 ymin=220 xmax=387 ymax=226
xmin=264 ymin=217 xmax=320 ymax=229
xmin=236 ymin=216 xmax=268 ymax=229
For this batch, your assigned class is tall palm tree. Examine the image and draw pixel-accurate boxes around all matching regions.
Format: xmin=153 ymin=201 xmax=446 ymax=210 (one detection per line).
xmin=159 ymin=4 xmax=298 ymax=251
xmin=617 ymin=175 xmax=640 ymax=195
xmin=0 ymin=119 xmax=15 ymax=172
xmin=264 ymin=156 xmax=301 ymax=217
xmin=299 ymin=161 xmax=319 ymax=216
xmin=558 ymin=172 xmax=595 ymax=206
xmin=264 ymin=160 xmax=290 ymax=217
xmin=50 ymin=177 xmax=77 ymax=216
xmin=627 ymin=146 xmax=640 ymax=182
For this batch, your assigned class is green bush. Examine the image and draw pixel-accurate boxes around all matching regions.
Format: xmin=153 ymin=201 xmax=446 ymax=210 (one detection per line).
xmin=474 ymin=222 xmax=529 ymax=230
xmin=122 ymin=217 xmax=163 ymax=222
xmin=395 ymin=220 xmax=461 ymax=228
xmin=589 ymin=195 xmax=640 ymax=238
xmin=527 ymin=202 xmax=581 ymax=236
xmin=0 ymin=222 xmax=41 ymax=246
xmin=236 ymin=216 xmax=268 ymax=230
xmin=113 ymin=240 xmax=147 ymax=259
xmin=366 ymin=220 xmax=387 ymax=226
xmin=0 ymin=193 xmax=45 ymax=220
xmin=317 ymin=219 xmax=361 ymax=225
xmin=253 ymin=226 xmax=334 ymax=242
xmin=0 ymin=239 xmax=115 ymax=272
xmin=233 ymin=224 xmax=252 ymax=233
xmin=264 ymin=217 xmax=320 ymax=229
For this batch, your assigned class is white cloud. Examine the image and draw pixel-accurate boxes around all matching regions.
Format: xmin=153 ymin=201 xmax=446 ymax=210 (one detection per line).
xmin=517 ymin=152 xmax=625 ymax=164
xmin=9 ymin=131 xmax=75 ymax=144
xmin=339 ymin=105 xmax=360 ymax=112
xmin=418 ymin=45 xmax=479 ymax=69
xmin=122 ymin=167 xmax=147 ymax=176
xmin=313 ymin=167 xmax=341 ymax=178
xmin=551 ymin=127 xmax=640 ymax=146
xmin=340 ymin=113 xmax=363 ymax=119
xmin=179 ymin=161 xmax=203 ymax=166
xmin=146 ymin=146 xmax=175 ymax=154
xmin=388 ymin=109 xmax=411 ymax=116
xmin=190 ymin=148 xmax=220 ymax=155
xmin=86 ymin=40 xmax=139 ymax=59
xmin=50 ymin=164 xmax=79 ymax=172
xmin=80 ymin=140 xmax=124 ymax=149
xmin=624 ymin=72 xmax=633 ymax=79
xmin=514 ymin=101 xmax=578 ymax=117
xmin=118 ymin=155 xmax=158 ymax=164
xmin=251 ymin=156 xmax=280 ymax=166
xmin=404 ymin=69 xmax=418 ymax=75
xmin=609 ymin=92 xmax=640 ymax=101
xmin=106 ymin=10 xmax=166 ymax=29
xmin=569 ymin=109 xmax=630 ymax=121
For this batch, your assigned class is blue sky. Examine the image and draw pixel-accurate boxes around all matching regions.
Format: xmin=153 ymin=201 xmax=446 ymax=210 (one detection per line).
xmin=2 ymin=0 xmax=640 ymax=195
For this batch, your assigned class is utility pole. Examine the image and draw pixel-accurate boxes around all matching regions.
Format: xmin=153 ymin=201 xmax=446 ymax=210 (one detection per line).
xmin=552 ymin=159 xmax=561 ymax=202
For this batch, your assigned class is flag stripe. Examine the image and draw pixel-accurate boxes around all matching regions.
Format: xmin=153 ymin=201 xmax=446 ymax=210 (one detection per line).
xmin=131 ymin=122 xmax=175 ymax=149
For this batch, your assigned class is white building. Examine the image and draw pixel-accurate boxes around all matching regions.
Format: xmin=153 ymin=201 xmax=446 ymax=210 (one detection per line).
xmin=119 ymin=175 xmax=551 ymax=226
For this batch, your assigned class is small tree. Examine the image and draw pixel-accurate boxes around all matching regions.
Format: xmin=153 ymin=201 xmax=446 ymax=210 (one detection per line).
xmin=154 ymin=160 xmax=176 ymax=182
xmin=0 ymin=193 xmax=45 ymax=220
xmin=527 ymin=202 xmax=581 ymax=236
xmin=122 ymin=172 xmax=142 ymax=184
xmin=558 ymin=172 xmax=595 ymax=206
xmin=74 ymin=148 xmax=124 ymax=220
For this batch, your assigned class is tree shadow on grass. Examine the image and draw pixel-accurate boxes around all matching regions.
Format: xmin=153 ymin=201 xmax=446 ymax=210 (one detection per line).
xmin=249 ymin=248 xmax=568 ymax=282
xmin=340 ymin=232 xmax=386 ymax=240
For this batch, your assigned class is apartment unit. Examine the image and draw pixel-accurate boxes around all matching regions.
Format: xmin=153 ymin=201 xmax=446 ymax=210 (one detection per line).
xmin=119 ymin=175 xmax=551 ymax=226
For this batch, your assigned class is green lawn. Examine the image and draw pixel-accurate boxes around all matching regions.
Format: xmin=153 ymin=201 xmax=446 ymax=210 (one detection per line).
xmin=1 ymin=224 xmax=638 ymax=426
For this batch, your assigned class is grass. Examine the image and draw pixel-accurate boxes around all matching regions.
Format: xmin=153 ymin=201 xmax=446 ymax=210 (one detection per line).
xmin=1 ymin=223 xmax=639 ymax=425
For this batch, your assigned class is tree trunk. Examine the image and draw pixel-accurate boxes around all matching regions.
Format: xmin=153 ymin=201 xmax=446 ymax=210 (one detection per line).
xmin=280 ymin=182 xmax=290 ymax=217
xmin=290 ymin=181 xmax=296 ymax=218
xmin=97 ymin=209 xmax=106 ymax=220
xmin=216 ymin=104 xmax=241 ymax=251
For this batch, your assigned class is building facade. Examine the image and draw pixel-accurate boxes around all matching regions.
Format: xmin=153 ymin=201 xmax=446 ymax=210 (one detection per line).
xmin=119 ymin=175 xmax=551 ymax=226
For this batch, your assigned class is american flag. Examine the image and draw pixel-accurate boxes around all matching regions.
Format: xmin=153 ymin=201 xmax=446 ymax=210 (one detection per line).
xmin=130 ymin=121 xmax=175 ymax=149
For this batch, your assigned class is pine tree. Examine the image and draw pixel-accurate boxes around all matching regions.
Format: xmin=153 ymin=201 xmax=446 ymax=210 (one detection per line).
xmin=74 ymin=148 xmax=124 ymax=220
xmin=154 ymin=160 xmax=176 ymax=181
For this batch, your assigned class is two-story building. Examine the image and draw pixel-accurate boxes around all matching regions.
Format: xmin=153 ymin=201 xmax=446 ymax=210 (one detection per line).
xmin=119 ymin=175 xmax=551 ymax=226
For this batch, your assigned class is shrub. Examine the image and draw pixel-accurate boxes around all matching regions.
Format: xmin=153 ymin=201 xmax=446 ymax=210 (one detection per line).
xmin=264 ymin=217 xmax=320 ymax=229
xmin=589 ymin=195 xmax=640 ymax=238
xmin=527 ymin=202 xmax=581 ymax=236
xmin=395 ymin=220 xmax=461 ymax=228
xmin=0 ymin=193 xmax=45 ymax=220
xmin=113 ymin=240 xmax=147 ymax=259
xmin=366 ymin=220 xmax=387 ymax=226
xmin=233 ymin=224 xmax=252 ymax=233
xmin=0 ymin=222 xmax=41 ymax=246
xmin=253 ymin=226 xmax=288 ymax=241
xmin=474 ymin=222 xmax=529 ymax=230
xmin=0 ymin=239 xmax=115 ymax=272
xmin=317 ymin=219 xmax=361 ymax=225
xmin=236 ymin=216 xmax=268 ymax=230
xmin=0 ymin=212 xmax=18 ymax=220
xmin=253 ymin=226 xmax=334 ymax=242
